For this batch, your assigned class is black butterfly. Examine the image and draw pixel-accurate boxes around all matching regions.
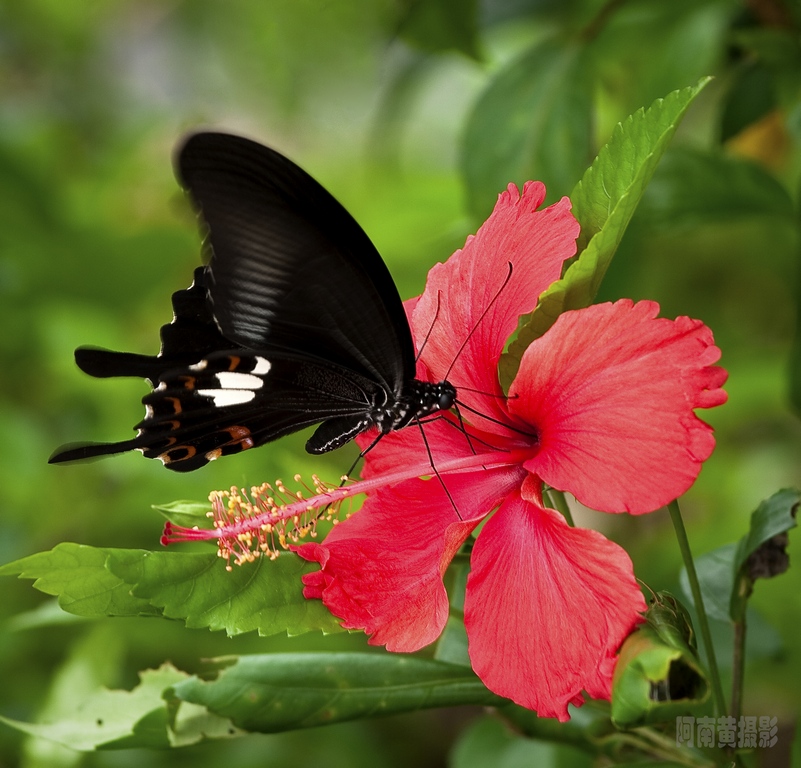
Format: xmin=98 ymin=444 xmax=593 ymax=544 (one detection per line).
xmin=49 ymin=132 xmax=456 ymax=472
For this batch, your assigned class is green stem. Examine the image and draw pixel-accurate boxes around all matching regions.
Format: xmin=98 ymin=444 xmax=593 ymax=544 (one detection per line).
xmin=579 ymin=0 xmax=628 ymax=42
xmin=730 ymin=614 xmax=746 ymax=722
xmin=668 ymin=499 xmax=727 ymax=716
xmin=546 ymin=488 xmax=575 ymax=526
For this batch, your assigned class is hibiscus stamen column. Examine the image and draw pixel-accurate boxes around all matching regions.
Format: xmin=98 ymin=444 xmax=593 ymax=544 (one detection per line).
xmin=161 ymin=447 xmax=534 ymax=566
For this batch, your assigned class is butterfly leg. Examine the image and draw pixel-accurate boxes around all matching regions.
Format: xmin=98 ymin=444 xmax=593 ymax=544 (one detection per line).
xmin=415 ymin=419 xmax=462 ymax=521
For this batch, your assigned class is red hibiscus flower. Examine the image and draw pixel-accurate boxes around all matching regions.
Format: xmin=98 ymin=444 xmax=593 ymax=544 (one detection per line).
xmin=294 ymin=181 xmax=727 ymax=720
xmin=168 ymin=181 xmax=727 ymax=720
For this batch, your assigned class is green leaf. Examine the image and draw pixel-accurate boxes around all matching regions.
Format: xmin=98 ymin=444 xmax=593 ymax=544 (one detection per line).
xmin=397 ymin=0 xmax=481 ymax=60
xmin=0 ymin=664 xmax=205 ymax=751
xmin=500 ymin=78 xmax=710 ymax=387
xmin=172 ymin=653 xmax=502 ymax=732
xmin=679 ymin=489 xmax=800 ymax=623
xmin=611 ymin=594 xmax=709 ymax=727
xmin=20 ymin=624 xmax=125 ymax=766
xmin=462 ymin=37 xmax=593 ymax=221
xmin=0 ymin=543 xmax=160 ymax=618
xmin=1 ymin=544 xmax=343 ymax=638
xmin=636 ymin=148 xmax=795 ymax=231
xmin=450 ymin=715 xmax=594 ymax=768
xmin=679 ymin=543 xmax=738 ymax=624
xmin=107 ymin=550 xmax=344 ymax=637
xmin=734 ymin=488 xmax=800 ymax=572
xmin=434 ymin=616 xmax=470 ymax=667
xmin=721 ymin=60 xmax=776 ymax=142
xmin=152 ymin=499 xmax=212 ymax=527
xmin=730 ymin=488 xmax=800 ymax=620
xmin=493 ymin=701 xmax=613 ymax=754
xmin=791 ymin=258 xmax=801 ymax=416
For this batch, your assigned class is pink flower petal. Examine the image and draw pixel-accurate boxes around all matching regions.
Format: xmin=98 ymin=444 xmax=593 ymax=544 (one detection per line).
xmin=411 ymin=183 xmax=579 ymax=433
xmin=297 ymin=467 xmax=522 ymax=651
xmin=356 ymin=408 xmax=512 ymax=482
xmin=464 ymin=482 xmax=646 ymax=720
xmin=510 ymin=300 xmax=727 ymax=513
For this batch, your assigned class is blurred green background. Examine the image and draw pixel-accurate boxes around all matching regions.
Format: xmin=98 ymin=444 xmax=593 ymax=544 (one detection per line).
xmin=1 ymin=0 xmax=800 ymax=765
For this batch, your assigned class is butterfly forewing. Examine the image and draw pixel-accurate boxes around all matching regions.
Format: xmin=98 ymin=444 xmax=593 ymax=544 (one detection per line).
xmin=177 ymin=133 xmax=415 ymax=391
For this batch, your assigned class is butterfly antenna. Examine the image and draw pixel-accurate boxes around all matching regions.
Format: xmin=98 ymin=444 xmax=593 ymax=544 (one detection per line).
xmin=455 ymin=398 xmax=536 ymax=439
xmin=415 ymin=290 xmax=443 ymax=362
xmin=417 ymin=411 xmax=500 ymax=451
xmin=443 ymin=262 xmax=514 ymax=381
xmin=457 ymin=385 xmax=513 ymax=400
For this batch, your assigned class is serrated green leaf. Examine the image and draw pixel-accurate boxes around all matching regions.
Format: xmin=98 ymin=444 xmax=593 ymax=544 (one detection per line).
xmin=570 ymin=78 xmax=710 ymax=249
xmin=0 ymin=543 xmax=160 ymax=618
xmin=172 ymin=653 xmax=502 ymax=732
xmin=107 ymin=550 xmax=344 ymax=638
xmin=462 ymin=37 xmax=593 ymax=220
xmin=500 ymin=79 xmax=710 ymax=387
xmin=152 ymin=499 xmax=212 ymax=527
xmin=398 ymin=0 xmax=481 ymax=60
xmin=0 ymin=665 xmax=192 ymax=751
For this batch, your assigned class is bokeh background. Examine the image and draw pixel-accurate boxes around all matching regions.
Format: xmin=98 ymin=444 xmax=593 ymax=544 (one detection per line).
xmin=1 ymin=0 xmax=800 ymax=765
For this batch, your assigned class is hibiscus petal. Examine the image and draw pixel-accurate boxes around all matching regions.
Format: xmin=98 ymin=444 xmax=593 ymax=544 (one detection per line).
xmin=510 ymin=299 xmax=727 ymax=514
xmin=465 ymin=483 xmax=646 ymax=720
xmin=356 ymin=407 xmax=510 ymax=482
xmin=411 ymin=182 xmax=579 ymax=432
xmin=296 ymin=468 xmax=521 ymax=651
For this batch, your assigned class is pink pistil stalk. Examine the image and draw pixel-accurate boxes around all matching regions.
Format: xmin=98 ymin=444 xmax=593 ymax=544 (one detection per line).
xmin=161 ymin=446 xmax=535 ymax=568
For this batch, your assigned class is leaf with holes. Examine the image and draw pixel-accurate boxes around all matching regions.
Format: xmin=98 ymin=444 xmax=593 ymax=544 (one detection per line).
xmin=0 ymin=664 xmax=240 ymax=750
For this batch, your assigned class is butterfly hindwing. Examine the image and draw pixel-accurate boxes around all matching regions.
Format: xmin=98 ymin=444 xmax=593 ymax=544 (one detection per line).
xmin=52 ymin=260 xmax=387 ymax=470
xmin=138 ymin=349 xmax=383 ymax=471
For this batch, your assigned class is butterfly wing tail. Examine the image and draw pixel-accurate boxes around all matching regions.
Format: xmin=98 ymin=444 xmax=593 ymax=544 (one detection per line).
xmin=49 ymin=438 xmax=143 ymax=465
xmin=48 ymin=438 xmax=205 ymax=473
xmin=75 ymin=347 xmax=165 ymax=381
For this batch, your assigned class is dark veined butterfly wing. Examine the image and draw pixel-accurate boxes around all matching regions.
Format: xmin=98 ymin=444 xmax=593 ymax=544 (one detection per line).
xmin=49 ymin=132 xmax=455 ymax=472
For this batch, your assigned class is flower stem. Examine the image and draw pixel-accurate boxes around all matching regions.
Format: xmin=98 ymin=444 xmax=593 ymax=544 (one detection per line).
xmin=730 ymin=614 xmax=746 ymax=722
xmin=667 ymin=499 xmax=727 ymax=716
xmin=546 ymin=488 xmax=575 ymax=526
